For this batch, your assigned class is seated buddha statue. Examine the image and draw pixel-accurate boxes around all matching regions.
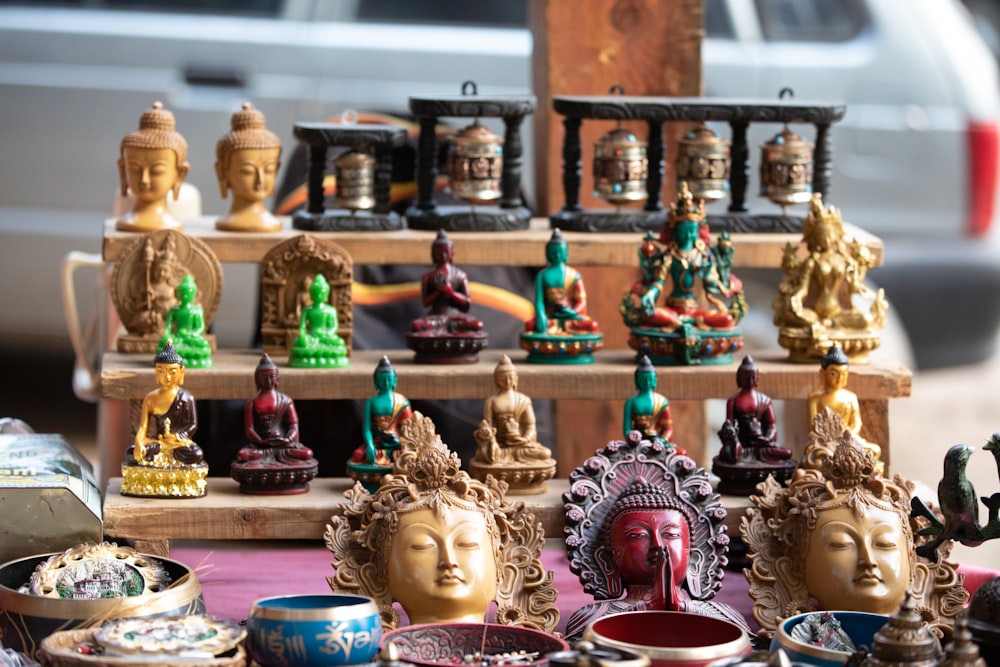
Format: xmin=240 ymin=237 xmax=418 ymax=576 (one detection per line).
xmin=772 ymin=192 xmax=888 ymax=362
xmin=157 ymin=273 xmax=212 ymax=368
xmin=288 ymin=273 xmax=349 ymax=369
xmin=122 ymin=343 xmax=207 ymax=497
xmin=215 ymin=102 xmax=283 ymax=232
xmin=620 ymin=183 xmax=746 ymax=365
xmin=116 ymin=102 xmax=191 ymax=232
xmin=327 ymin=412 xmax=559 ymax=632
xmin=622 ymin=356 xmax=684 ymax=453
xmin=807 ymin=344 xmax=883 ymax=473
xmin=563 ymin=434 xmax=751 ymax=641
xmin=469 ymin=355 xmax=556 ymax=494
xmin=346 ymin=356 xmax=413 ymax=491
xmin=406 ymin=229 xmax=487 ymax=363
xmin=231 ymin=353 xmax=318 ymax=494
xmin=520 ymin=228 xmax=603 ymax=363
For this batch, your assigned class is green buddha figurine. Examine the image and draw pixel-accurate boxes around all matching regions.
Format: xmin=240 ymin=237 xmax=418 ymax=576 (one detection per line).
xmin=157 ymin=273 xmax=212 ymax=368
xmin=622 ymin=355 xmax=682 ymax=452
xmin=288 ymin=273 xmax=349 ymax=369
xmin=346 ymin=356 xmax=413 ymax=491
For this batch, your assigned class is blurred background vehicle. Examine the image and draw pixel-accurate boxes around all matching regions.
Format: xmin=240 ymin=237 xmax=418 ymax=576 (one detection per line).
xmin=1 ymin=0 xmax=998 ymax=377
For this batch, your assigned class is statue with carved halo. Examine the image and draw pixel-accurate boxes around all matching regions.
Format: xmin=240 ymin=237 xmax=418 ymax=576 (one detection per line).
xmin=773 ymin=192 xmax=888 ymax=363
xmin=741 ymin=409 xmax=967 ymax=638
xmin=325 ymin=412 xmax=559 ymax=633
xmin=620 ymin=182 xmax=747 ymax=365
xmin=562 ymin=431 xmax=751 ymax=641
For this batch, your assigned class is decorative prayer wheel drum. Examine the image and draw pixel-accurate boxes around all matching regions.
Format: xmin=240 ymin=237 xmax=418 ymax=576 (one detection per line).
xmin=676 ymin=124 xmax=731 ymax=202
xmin=333 ymin=149 xmax=376 ymax=212
xmin=593 ymin=125 xmax=648 ymax=205
xmin=447 ymin=119 xmax=504 ymax=203
xmin=759 ymin=125 xmax=814 ymax=208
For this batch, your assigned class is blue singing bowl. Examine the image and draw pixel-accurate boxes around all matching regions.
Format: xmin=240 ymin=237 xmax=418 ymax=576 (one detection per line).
xmin=771 ymin=612 xmax=887 ymax=667
xmin=246 ymin=594 xmax=382 ymax=667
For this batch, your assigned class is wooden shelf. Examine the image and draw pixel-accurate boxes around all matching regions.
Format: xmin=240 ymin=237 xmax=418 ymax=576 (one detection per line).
xmin=101 ymin=477 xmax=752 ymax=557
xmin=100 ymin=348 xmax=911 ymax=402
xmin=101 ymin=216 xmax=884 ymax=268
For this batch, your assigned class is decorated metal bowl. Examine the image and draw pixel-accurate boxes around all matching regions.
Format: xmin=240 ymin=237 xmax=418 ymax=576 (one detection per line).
xmin=584 ymin=611 xmax=752 ymax=667
xmin=246 ymin=593 xmax=381 ymax=667
xmin=381 ymin=622 xmax=570 ymax=667
xmin=771 ymin=612 xmax=887 ymax=667
xmin=0 ymin=549 xmax=204 ymax=660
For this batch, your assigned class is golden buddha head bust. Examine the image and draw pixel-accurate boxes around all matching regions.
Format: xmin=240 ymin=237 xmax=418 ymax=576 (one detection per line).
xmin=117 ymin=102 xmax=190 ymax=231
xmin=214 ymin=102 xmax=282 ymax=232
xmin=326 ymin=412 xmax=559 ymax=632
xmin=742 ymin=416 xmax=968 ymax=637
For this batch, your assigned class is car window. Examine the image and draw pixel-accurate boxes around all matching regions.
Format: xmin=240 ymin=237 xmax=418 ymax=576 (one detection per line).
xmin=0 ymin=0 xmax=283 ymax=16
xmin=356 ymin=0 xmax=527 ymax=27
xmin=754 ymin=0 xmax=868 ymax=42
xmin=704 ymin=0 xmax=735 ymax=39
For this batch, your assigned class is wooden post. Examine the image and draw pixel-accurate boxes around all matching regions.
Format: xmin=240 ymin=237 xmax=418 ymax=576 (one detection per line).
xmin=530 ymin=0 xmax=705 ymax=469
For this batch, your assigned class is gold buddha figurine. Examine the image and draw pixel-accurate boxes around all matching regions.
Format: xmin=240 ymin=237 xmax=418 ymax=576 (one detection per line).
xmin=326 ymin=412 xmax=559 ymax=632
xmin=807 ymin=344 xmax=883 ymax=473
xmin=116 ymin=102 xmax=191 ymax=232
xmin=773 ymin=192 xmax=888 ymax=362
xmin=741 ymin=425 xmax=967 ymax=638
xmin=121 ymin=342 xmax=208 ymax=498
xmin=469 ymin=355 xmax=556 ymax=494
xmin=214 ymin=102 xmax=283 ymax=232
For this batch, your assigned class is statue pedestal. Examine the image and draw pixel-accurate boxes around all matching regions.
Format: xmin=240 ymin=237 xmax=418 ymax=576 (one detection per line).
xmin=230 ymin=458 xmax=318 ymax=495
xmin=627 ymin=326 xmax=743 ymax=366
xmin=468 ymin=459 xmax=556 ymax=496
xmin=519 ymin=331 xmax=603 ymax=364
xmin=120 ymin=463 xmax=208 ymax=498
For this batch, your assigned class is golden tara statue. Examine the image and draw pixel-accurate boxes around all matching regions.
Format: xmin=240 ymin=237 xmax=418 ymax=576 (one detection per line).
xmin=741 ymin=412 xmax=967 ymax=638
xmin=215 ymin=102 xmax=283 ymax=232
xmin=469 ymin=355 xmax=557 ymax=495
xmin=807 ymin=344 xmax=884 ymax=473
xmin=773 ymin=192 xmax=888 ymax=362
xmin=121 ymin=342 xmax=208 ymax=498
xmin=325 ymin=412 xmax=559 ymax=632
xmin=116 ymin=102 xmax=191 ymax=232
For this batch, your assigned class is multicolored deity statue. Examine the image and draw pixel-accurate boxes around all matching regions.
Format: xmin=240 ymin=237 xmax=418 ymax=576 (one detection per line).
xmin=116 ymin=102 xmax=191 ymax=232
xmin=773 ymin=192 xmax=888 ymax=362
xmin=563 ymin=433 xmax=751 ymax=641
xmin=406 ymin=229 xmax=488 ymax=364
xmin=620 ymin=183 xmax=746 ymax=365
xmin=713 ymin=355 xmax=795 ymax=495
xmin=121 ymin=343 xmax=208 ymax=497
xmin=742 ymin=415 xmax=967 ymax=638
xmin=157 ymin=273 xmax=213 ymax=368
xmin=622 ymin=356 xmax=679 ymax=450
xmin=808 ymin=344 xmax=883 ymax=474
xmin=520 ymin=228 xmax=603 ymax=364
xmin=346 ymin=357 xmax=413 ymax=491
xmin=215 ymin=102 xmax=283 ymax=232
xmin=326 ymin=412 xmax=559 ymax=632
xmin=469 ymin=355 xmax=556 ymax=495
xmin=288 ymin=273 xmax=350 ymax=369
xmin=231 ymin=354 xmax=318 ymax=494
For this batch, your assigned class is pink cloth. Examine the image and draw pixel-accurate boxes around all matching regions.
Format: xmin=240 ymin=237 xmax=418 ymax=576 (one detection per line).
xmin=169 ymin=543 xmax=996 ymax=638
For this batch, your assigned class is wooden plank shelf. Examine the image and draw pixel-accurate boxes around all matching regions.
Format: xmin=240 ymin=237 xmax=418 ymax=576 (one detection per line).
xmin=101 ymin=348 xmax=911 ymax=402
xmin=102 ymin=477 xmax=753 ymax=557
xmin=101 ymin=216 xmax=884 ymax=268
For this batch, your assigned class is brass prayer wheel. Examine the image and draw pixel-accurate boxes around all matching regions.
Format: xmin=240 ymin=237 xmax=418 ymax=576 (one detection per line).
xmin=676 ymin=124 xmax=730 ymax=202
xmin=759 ymin=125 xmax=814 ymax=207
xmin=333 ymin=148 xmax=376 ymax=212
xmin=447 ymin=118 xmax=504 ymax=202
xmin=593 ymin=125 xmax=648 ymax=205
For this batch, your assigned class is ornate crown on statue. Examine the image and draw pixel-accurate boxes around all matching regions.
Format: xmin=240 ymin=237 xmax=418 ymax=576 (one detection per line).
xmin=667 ymin=181 xmax=706 ymax=228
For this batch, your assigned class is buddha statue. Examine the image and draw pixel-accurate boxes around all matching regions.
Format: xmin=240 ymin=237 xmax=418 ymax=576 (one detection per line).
xmin=808 ymin=344 xmax=883 ymax=473
xmin=742 ymin=425 xmax=968 ymax=638
xmin=563 ymin=433 xmax=751 ymax=641
xmin=288 ymin=273 xmax=350 ymax=369
xmin=116 ymin=102 xmax=191 ymax=232
xmin=469 ymin=355 xmax=556 ymax=494
xmin=231 ymin=353 xmax=318 ymax=494
xmin=520 ymin=228 xmax=603 ymax=364
xmin=215 ymin=102 xmax=283 ymax=232
xmin=622 ymin=356 xmax=679 ymax=449
xmin=326 ymin=412 xmax=559 ymax=632
xmin=773 ymin=192 xmax=888 ymax=362
xmin=620 ymin=183 xmax=746 ymax=365
xmin=346 ymin=356 xmax=412 ymax=491
xmin=406 ymin=229 xmax=488 ymax=363
xmin=157 ymin=273 xmax=212 ymax=368
xmin=713 ymin=355 xmax=795 ymax=495
xmin=121 ymin=343 xmax=208 ymax=497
